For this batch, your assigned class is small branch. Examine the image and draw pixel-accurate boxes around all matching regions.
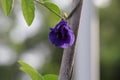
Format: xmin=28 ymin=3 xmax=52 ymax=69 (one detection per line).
xmin=34 ymin=0 xmax=65 ymax=19
xmin=58 ymin=0 xmax=83 ymax=80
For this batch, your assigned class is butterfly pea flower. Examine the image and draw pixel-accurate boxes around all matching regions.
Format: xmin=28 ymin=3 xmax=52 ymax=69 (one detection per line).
xmin=48 ymin=20 xmax=75 ymax=48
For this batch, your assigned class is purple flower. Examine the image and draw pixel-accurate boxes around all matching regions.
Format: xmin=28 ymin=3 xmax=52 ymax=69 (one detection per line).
xmin=48 ymin=20 xmax=75 ymax=48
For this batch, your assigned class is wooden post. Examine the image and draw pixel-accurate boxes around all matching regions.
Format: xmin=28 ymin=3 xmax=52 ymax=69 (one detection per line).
xmin=58 ymin=0 xmax=83 ymax=80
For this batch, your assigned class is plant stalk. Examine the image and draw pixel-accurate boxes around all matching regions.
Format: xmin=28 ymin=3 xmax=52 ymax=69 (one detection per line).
xmin=58 ymin=0 xmax=83 ymax=80
xmin=34 ymin=0 xmax=65 ymax=19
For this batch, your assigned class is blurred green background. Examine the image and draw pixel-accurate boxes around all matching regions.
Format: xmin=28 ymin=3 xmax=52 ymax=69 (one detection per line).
xmin=0 ymin=0 xmax=120 ymax=80
xmin=100 ymin=0 xmax=120 ymax=80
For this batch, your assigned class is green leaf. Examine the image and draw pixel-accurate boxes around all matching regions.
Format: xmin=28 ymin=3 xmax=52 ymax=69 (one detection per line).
xmin=1 ymin=0 xmax=13 ymax=16
xmin=21 ymin=0 xmax=35 ymax=26
xmin=43 ymin=74 xmax=58 ymax=80
xmin=43 ymin=1 xmax=61 ymax=17
xmin=43 ymin=1 xmax=61 ymax=27
xmin=18 ymin=61 xmax=44 ymax=80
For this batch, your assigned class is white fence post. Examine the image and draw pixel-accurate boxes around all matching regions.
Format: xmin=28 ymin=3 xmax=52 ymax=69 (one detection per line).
xmin=74 ymin=0 xmax=99 ymax=80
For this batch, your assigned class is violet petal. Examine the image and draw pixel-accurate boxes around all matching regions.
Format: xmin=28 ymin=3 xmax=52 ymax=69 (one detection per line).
xmin=48 ymin=20 xmax=75 ymax=48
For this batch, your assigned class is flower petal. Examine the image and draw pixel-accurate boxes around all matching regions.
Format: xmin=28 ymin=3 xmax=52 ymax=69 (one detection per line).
xmin=48 ymin=20 xmax=75 ymax=48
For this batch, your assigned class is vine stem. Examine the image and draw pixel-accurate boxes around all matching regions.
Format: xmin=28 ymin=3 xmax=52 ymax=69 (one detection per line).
xmin=34 ymin=0 xmax=65 ymax=19
xmin=58 ymin=0 xmax=83 ymax=80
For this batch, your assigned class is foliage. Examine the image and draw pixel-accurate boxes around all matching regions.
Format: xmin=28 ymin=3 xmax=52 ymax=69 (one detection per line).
xmin=43 ymin=1 xmax=61 ymax=17
xmin=18 ymin=61 xmax=58 ymax=80
xmin=1 ymin=0 xmax=13 ymax=16
xmin=1 ymin=0 xmax=61 ymax=26
xmin=43 ymin=74 xmax=58 ymax=80
xmin=21 ymin=0 xmax=35 ymax=26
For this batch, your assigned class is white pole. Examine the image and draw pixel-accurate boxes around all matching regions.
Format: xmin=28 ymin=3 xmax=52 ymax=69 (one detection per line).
xmin=74 ymin=0 xmax=99 ymax=80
